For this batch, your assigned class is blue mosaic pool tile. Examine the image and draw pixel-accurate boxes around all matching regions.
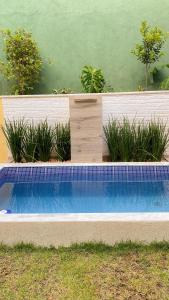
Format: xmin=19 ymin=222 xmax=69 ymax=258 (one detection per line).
xmin=1 ymin=165 xmax=169 ymax=183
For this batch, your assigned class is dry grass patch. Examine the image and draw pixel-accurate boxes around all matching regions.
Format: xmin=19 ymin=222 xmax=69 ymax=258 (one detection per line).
xmin=0 ymin=242 xmax=169 ymax=299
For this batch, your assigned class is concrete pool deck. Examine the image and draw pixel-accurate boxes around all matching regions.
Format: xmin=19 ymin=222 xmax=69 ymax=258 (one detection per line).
xmin=1 ymin=162 xmax=169 ymax=246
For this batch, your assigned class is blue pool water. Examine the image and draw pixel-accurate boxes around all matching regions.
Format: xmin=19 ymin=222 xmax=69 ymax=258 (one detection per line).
xmin=1 ymin=166 xmax=169 ymax=214
xmin=1 ymin=180 xmax=169 ymax=214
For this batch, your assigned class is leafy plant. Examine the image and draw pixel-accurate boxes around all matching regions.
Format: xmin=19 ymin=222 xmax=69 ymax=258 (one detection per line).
xmin=132 ymin=21 xmax=167 ymax=90
xmin=104 ymin=118 xmax=169 ymax=162
xmin=54 ymin=123 xmax=71 ymax=161
xmin=0 ymin=29 xmax=42 ymax=95
xmin=22 ymin=124 xmax=38 ymax=162
xmin=36 ymin=120 xmax=54 ymax=162
xmin=81 ymin=65 xmax=105 ymax=93
xmin=2 ymin=119 xmax=26 ymax=162
xmin=53 ymin=88 xmax=73 ymax=94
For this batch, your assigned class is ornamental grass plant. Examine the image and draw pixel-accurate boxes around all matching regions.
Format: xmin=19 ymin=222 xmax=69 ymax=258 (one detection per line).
xmin=2 ymin=119 xmax=71 ymax=162
xmin=54 ymin=123 xmax=71 ymax=161
xmin=22 ymin=123 xmax=38 ymax=162
xmin=36 ymin=120 xmax=54 ymax=162
xmin=2 ymin=119 xmax=26 ymax=162
xmin=104 ymin=118 xmax=169 ymax=162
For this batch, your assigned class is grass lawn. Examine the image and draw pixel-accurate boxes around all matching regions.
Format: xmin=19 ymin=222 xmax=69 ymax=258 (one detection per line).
xmin=1 ymin=242 xmax=169 ymax=300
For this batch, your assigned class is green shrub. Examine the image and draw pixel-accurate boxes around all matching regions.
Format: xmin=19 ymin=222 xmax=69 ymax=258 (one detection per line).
xmin=36 ymin=121 xmax=54 ymax=162
xmin=2 ymin=119 xmax=26 ymax=162
xmin=54 ymin=123 xmax=71 ymax=161
xmin=104 ymin=118 xmax=169 ymax=162
xmin=22 ymin=124 xmax=38 ymax=162
xmin=81 ymin=65 xmax=105 ymax=93
xmin=0 ymin=29 xmax=42 ymax=95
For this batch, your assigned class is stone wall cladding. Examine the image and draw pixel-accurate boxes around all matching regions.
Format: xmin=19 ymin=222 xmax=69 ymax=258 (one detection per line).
xmin=2 ymin=96 xmax=70 ymax=125
xmin=102 ymin=92 xmax=169 ymax=124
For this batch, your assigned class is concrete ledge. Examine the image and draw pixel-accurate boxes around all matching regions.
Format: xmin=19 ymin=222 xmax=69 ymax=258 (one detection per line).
xmin=2 ymin=90 xmax=169 ymax=98
xmin=1 ymin=212 xmax=169 ymax=222
xmin=1 ymin=161 xmax=169 ymax=168
xmin=1 ymin=220 xmax=169 ymax=247
xmin=1 ymin=212 xmax=169 ymax=246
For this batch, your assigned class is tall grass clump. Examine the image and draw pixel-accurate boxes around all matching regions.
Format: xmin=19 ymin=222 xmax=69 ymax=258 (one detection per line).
xmin=103 ymin=119 xmax=120 ymax=161
xmin=2 ymin=119 xmax=26 ymax=162
xmin=3 ymin=119 xmax=71 ymax=162
xmin=36 ymin=120 xmax=54 ymax=162
xmin=118 ymin=118 xmax=136 ymax=161
xmin=104 ymin=118 xmax=169 ymax=162
xmin=104 ymin=118 xmax=137 ymax=162
xmin=22 ymin=123 xmax=38 ymax=162
xmin=149 ymin=120 xmax=169 ymax=160
xmin=134 ymin=123 xmax=148 ymax=161
xmin=54 ymin=123 xmax=71 ymax=161
xmin=136 ymin=120 xmax=169 ymax=161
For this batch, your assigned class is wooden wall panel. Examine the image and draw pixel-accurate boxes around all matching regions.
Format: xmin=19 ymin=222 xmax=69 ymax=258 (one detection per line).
xmin=70 ymin=95 xmax=102 ymax=162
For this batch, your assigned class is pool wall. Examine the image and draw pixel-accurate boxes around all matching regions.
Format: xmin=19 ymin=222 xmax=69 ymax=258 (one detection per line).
xmin=1 ymin=163 xmax=169 ymax=246
xmin=1 ymin=213 xmax=169 ymax=247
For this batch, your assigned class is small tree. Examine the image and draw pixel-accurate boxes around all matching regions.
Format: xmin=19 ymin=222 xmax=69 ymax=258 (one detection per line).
xmin=0 ymin=29 xmax=42 ymax=95
xmin=132 ymin=21 xmax=167 ymax=90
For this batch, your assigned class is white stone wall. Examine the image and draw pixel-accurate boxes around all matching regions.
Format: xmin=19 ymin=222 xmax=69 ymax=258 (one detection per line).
xmin=2 ymin=91 xmax=169 ymax=156
xmin=2 ymin=95 xmax=69 ymax=125
xmin=102 ymin=91 xmax=169 ymax=124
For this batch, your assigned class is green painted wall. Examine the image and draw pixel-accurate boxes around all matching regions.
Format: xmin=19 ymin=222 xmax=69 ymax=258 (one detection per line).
xmin=0 ymin=0 xmax=169 ymax=94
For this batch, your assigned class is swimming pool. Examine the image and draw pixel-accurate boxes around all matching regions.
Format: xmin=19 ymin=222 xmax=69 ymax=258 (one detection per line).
xmin=1 ymin=165 xmax=169 ymax=214
xmin=1 ymin=164 xmax=169 ymax=246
